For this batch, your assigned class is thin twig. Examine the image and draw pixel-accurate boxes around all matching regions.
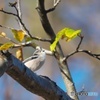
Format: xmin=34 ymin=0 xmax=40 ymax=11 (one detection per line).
xmin=0 ymin=6 xmax=32 ymax=38
xmin=13 ymin=41 xmax=53 ymax=55
xmin=46 ymin=0 xmax=61 ymax=13
xmin=1 ymin=2 xmax=49 ymax=41
xmin=17 ymin=0 xmax=22 ymax=18
xmin=63 ymin=49 xmax=100 ymax=61
xmin=31 ymin=36 xmax=51 ymax=42
xmin=0 ymin=24 xmax=51 ymax=43
xmin=65 ymin=51 xmax=78 ymax=60
xmin=0 ymin=24 xmax=13 ymax=29
xmin=63 ymin=34 xmax=100 ymax=61
xmin=0 ymin=2 xmax=52 ymax=43
xmin=15 ymin=0 xmax=23 ymax=29
xmin=76 ymin=35 xmax=83 ymax=50
xmin=63 ymin=35 xmax=84 ymax=60
xmin=0 ymin=8 xmax=17 ymax=16
xmin=54 ymin=0 xmax=61 ymax=8
xmin=78 ymin=50 xmax=100 ymax=60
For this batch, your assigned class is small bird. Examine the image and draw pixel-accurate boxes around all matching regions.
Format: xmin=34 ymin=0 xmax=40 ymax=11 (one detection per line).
xmin=23 ymin=46 xmax=46 ymax=72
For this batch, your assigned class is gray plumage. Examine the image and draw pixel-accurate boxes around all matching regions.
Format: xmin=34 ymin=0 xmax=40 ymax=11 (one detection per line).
xmin=23 ymin=46 xmax=46 ymax=72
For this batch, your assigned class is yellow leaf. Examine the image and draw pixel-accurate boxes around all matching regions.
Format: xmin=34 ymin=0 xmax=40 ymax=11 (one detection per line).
xmin=0 ymin=32 xmax=6 ymax=37
xmin=64 ymin=29 xmax=81 ymax=41
xmin=50 ymin=28 xmax=81 ymax=51
xmin=12 ymin=29 xmax=25 ymax=42
xmin=50 ymin=28 xmax=67 ymax=51
xmin=50 ymin=41 xmax=57 ymax=51
xmin=56 ymin=28 xmax=67 ymax=40
xmin=16 ymin=48 xmax=23 ymax=61
xmin=0 ymin=42 xmax=14 ymax=50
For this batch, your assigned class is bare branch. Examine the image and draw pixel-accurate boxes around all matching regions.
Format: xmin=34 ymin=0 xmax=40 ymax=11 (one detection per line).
xmin=0 ymin=51 xmax=72 ymax=100
xmin=62 ymin=35 xmax=83 ymax=62
xmin=36 ymin=1 xmax=79 ymax=99
xmin=0 ymin=24 xmax=51 ymax=43
xmin=13 ymin=42 xmax=53 ymax=55
xmin=62 ymin=33 xmax=100 ymax=61
xmin=16 ymin=0 xmax=22 ymax=18
xmin=78 ymin=50 xmax=100 ymax=60
xmin=0 ymin=24 xmax=12 ymax=29
xmin=0 ymin=4 xmax=52 ymax=43
xmin=0 ymin=6 xmax=32 ymax=38
xmin=15 ymin=0 xmax=23 ymax=29
xmin=76 ymin=35 xmax=84 ymax=50
xmin=36 ymin=0 xmax=56 ymax=41
xmin=31 ymin=36 xmax=51 ymax=42
xmin=9 ymin=2 xmax=17 ymax=7
xmin=0 ymin=8 xmax=17 ymax=16
xmin=54 ymin=0 xmax=61 ymax=7
xmin=46 ymin=0 xmax=61 ymax=13
xmin=63 ymin=49 xmax=100 ymax=62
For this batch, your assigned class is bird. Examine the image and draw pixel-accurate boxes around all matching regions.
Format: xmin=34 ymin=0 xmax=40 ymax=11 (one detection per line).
xmin=23 ymin=46 xmax=46 ymax=72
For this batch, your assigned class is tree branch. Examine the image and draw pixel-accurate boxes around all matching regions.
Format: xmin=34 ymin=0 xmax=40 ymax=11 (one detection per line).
xmin=0 ymin=8 xmax=17 ymax=16
xmin=36 ymin=0 xmax=79 ymax=99
xmin=12 ymin=42 xmax=53 ymax=55
xmin=36 ymin=0 xmax=56 ymax=41
xmin=0 ymin=24 xmax=51 ymax=43
xmin=46 ymin=0 xmax=61 ymax=13
xmin=0 ymin=5 xmax=32 ymax=38
xmin=63 ymin=35 xmax=100 ymax=61
xmin=78 ymin=50 xmax=100 ymax=60
xmin=76 ymin=35 xmax=83 ymax=51
xmin=63 ymin=35 xmax=84 ymax=60
xmin=16 ymin=0 xmax=22 ymax=18
xmin=15 ymin=0 xmax=23 ymax=29
xmin=0 ymin=51 xmax=72 ymax=100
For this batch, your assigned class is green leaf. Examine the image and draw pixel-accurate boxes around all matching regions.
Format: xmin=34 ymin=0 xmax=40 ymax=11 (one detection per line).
xmin=0 ymin=42 xmax=14 ymax=50
xmin=11 ymin=29 xmax=25 ymax=42
xmin=50 ymin=28 xmax=81 ymax=51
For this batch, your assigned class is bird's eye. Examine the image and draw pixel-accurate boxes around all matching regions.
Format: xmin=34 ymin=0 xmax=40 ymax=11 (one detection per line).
xmin=42 ymin=50 xmax=45 ymax=52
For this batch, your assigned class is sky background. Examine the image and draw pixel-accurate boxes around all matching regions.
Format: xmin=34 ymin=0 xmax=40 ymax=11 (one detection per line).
xmin=0 ymin=0 xmax=100 ymax=100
